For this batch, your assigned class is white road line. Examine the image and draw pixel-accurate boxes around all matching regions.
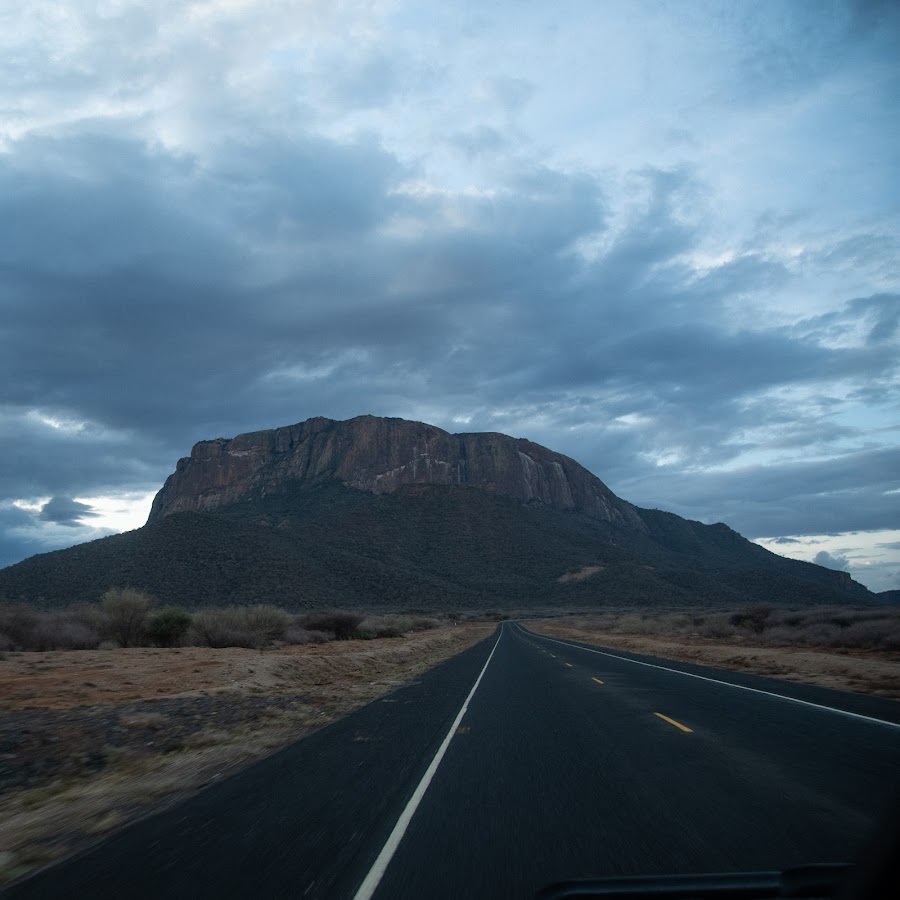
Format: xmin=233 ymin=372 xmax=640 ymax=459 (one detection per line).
xmin=352 ymin=624 xmax=504 ymax=900
xmin=519 ymin=626 xmax=900 ymax=731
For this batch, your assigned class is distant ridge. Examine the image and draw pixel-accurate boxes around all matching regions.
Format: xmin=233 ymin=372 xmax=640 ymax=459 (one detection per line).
xmin=0 ymin=416 xmax=876 ymax=610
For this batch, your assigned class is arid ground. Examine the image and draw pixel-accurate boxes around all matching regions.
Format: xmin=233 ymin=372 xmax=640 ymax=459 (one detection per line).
xmin=0 ymin=623 xmax=493 ymax=884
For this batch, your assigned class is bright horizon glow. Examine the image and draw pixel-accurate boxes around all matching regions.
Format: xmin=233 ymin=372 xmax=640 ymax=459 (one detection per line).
xmin=72 ymin=493 xmax=156 ymax=533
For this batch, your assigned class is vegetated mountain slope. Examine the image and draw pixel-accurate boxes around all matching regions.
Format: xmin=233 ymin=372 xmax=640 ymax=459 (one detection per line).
xmin=0 ymin=478 xmax=871 ymax=610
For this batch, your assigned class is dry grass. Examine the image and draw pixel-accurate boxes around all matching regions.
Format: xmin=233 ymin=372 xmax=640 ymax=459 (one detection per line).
xmin=528 ymin=613 xmax=900 ymax=699
xmin=0 ymin=623 xmax=493 ymax=884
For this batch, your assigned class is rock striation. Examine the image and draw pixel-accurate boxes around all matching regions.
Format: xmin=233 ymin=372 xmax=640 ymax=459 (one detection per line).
xmin=147 ymin=415 xmax=647 ymax=530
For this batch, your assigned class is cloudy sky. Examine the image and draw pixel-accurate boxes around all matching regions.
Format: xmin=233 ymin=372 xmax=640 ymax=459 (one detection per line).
xmin=1 ymin=0 xmax=898 ymax=592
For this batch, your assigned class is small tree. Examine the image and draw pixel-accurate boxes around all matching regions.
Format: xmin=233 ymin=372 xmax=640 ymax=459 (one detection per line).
xmin=101 ymin=588 xmax=154 ymax=647
xmin=146 ymin=606 xmax=192 ymax=647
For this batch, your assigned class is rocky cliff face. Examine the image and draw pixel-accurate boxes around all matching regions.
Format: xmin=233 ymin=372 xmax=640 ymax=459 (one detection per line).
xmin=147 ymin=415 xmax=647 ymax=530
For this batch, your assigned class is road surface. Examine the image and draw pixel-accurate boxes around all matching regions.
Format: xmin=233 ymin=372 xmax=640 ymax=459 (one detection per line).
xmin=5 ymin=622 xmax=899 ymax=899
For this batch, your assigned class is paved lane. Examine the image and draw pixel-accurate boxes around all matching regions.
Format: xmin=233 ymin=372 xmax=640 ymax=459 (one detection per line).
xmin=367 ymin=623 xmax=900 ymax=899
xmin=2 ymin=634 xmax=501 ymax=900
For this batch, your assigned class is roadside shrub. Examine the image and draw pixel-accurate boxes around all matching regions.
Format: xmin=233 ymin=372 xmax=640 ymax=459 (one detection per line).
xmin=880 ymin=628 xmax=900 ymax=651
xmin=29 ymin=614 xmax=100 ymax=651
xmin=838 ymin=619 xmax=900 ymax=650
xmin=283 ymin=627 xmax=332 ymax=645
xmin=760 ymin=625 xmax=799 ymax=647
xmin=101 ymin=588 xmax=155 ymax=647
xmin=656 ymin=613 xmax=693 ymax=634
xmin=187 ymin=605 xmax=290 ymax=648
xmin=614 ymin=614 xmax=659 ymax=635
xmin=0 ymin=603 xmax=40 ymax=648
xmin=68 ymin=601 xmax=108 ymax=633
xmin=584 ymin=615 xmax=618 ymax=631
xmin=730 ymin=605 xmax=773 ymax=634
xmin=769 ymin=609 xmax=804 ymax=628
xmin=791 ymin=623 xmax=843 ymax=646
xmin=146 ymin=606 xmax=192 ymax=647
xmin=697 ymin=614 xmax=739 ymax=640
xmin=243 ymin=605 xmax=290 ymax=642
xmin=299 ymin=610 xmax=364 ymax=640
xmin=0 ymin=631 xmax=14 ymax=652
xmin=189 ymin=607 xmax=258 ymax=649
xmin=357 ymin=615 xmax=408 ymax=639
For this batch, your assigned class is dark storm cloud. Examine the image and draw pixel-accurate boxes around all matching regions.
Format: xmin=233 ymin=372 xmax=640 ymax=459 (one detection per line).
xmin=813 ymin=550 xmax=850 ymax=571
xmin=0 ymin=408 xmax=166 ymax=500
xmin=0 ymin=500 xmax=116 ymax=571
xmin=617 ymin=446 xmax=900 ymax=538
xmin=39 ymin=497 xmax=97 ymax=526
xmin=0 ymin=111 xmax=896 ymax=571
xmin=0 ymin=505 xmax=41 ymax=572
xmin=0 ymin=130 xmax=405 ymax=445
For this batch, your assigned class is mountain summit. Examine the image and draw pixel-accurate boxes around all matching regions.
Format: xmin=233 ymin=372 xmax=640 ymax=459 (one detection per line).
xmin=148 ymin=415 xmax=645 ymax=531
xmin=0 ymin=415 xmax=873 ymax=610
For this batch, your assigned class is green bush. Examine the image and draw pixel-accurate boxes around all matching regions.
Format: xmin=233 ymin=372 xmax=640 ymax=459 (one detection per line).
xmin=146 ymin=606 xmax=192 ymax=647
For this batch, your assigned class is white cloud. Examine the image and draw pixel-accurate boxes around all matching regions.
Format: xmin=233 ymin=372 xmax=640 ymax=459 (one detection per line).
xmin=73 ymin=492 xmax=156 ymax=532
xmin=755 ymin=530 xmax=900 ymax=593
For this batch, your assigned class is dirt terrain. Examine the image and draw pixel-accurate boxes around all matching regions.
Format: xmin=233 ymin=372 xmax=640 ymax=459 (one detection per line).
xmin=527 ymin=621 xmax=900 ymax=699
xmin=0 ymin=623 xmax=493 ymax=884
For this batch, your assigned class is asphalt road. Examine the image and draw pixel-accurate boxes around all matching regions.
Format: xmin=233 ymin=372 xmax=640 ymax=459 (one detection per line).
xmin=5 ymin=623 xmax=899 ymax=899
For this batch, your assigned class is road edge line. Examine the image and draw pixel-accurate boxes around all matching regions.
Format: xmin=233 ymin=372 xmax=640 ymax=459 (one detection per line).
xmin=520 ymin=626 xmax=900 ymax=731
xmin=351 ymin=623 xmax=505 ymax=900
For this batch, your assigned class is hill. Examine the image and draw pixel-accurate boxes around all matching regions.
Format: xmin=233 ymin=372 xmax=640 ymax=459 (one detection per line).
xmin=0 ymin=416 xmax=875 ymax=610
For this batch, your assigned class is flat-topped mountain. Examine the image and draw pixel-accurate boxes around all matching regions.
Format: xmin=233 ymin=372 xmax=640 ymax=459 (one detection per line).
xmin=148 ymin=415 xmax=645 ymax=531
xmin=0 ymin=416 xmax=874 ymax=610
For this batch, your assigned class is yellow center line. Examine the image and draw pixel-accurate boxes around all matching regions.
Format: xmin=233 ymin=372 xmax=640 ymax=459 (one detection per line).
xmin=592 ymin=677 xmax=604 ymax=685
xmin=654 ymin=712 xmax=693 ymax=733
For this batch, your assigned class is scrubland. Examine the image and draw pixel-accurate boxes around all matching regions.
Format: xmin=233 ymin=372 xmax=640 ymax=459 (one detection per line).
xmin=0 ymin=596 xmax=492 ymax=885
xmin=529 ymin=605 xmax=900 ymax=698
xmin=3 ymin=595 xmax=898 ymax=885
